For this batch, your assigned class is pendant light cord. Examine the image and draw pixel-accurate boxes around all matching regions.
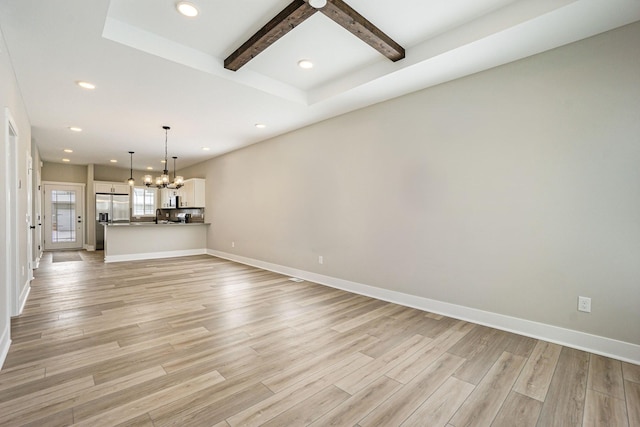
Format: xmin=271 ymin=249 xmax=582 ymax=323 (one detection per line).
xmin=128 ymin=151 xmax=135 ymax=184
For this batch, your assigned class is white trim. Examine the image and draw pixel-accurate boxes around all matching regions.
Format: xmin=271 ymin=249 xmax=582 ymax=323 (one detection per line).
xmin=105 ymin=248 xmax=206 ymax=263
xmin=208 ymin=249 xmax=640 ymax=365
xmin=0 ymin=324 xmax=10 ymax=370
xmin=17 ymin=281 xmax=30 ymax=316
xmin=41 ymin=180 xmax=87 ymax=187
xmin=84 ymin=244 xmax=95 ymax=252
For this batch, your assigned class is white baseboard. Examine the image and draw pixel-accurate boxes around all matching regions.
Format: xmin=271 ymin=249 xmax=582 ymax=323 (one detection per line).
xmin=0 ymin=324 xmax=11 ymax=371
xmin=84 ymin=244 xmax=95 ymax=252
xmin=208 ymin=249 xmax=640 ymax=365
xmin=105 ymin=248 xmax=207 ymax=263
xmin=17 ymin=281 xmax=30 ymax=316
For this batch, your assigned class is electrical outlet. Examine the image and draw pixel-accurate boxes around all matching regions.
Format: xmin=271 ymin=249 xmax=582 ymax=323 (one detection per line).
xmin=318 ymin=255 xmax=323 ymax=265
xmin=578 ymin=296 xmax=591 ymax=313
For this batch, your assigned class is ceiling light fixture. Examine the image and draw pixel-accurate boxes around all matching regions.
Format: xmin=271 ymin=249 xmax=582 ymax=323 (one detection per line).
xmin=127 ymin=151 xmax=135 ymax=186
xmin=146 ymin=166 xmax=153 ymax=170
xmin=202 ymin=147 xmax=210 ymax=151
xmin=309 ymin=0 xmax=327 ymax=9
xmin=143 ymin=126 xmax=184 ymax=189
xmin=176 ymin=1 xmax=199 ymax=17
xmin=171 ymin=156 xmax=184 ymax=188
xmin=76 ymin=81 xmax=96 ymax=90
xmin=63 ymin=148 xmax=73 ymax=153
xmin=62 ymin=158 xmax=70 ymax=162
xmin=69 ymin=126 xmax=82 ymax=132
xmin=110 ymin=159 xmax=118 ymax=163
xmin=297 ymin=59 xmax=314 ymax=69
xmin=255 ymin=123 xmax=266 ymax=129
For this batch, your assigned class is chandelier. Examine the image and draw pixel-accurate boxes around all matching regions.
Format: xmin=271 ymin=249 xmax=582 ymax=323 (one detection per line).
xmin=143 ymin=126 xmax=184 ymax=189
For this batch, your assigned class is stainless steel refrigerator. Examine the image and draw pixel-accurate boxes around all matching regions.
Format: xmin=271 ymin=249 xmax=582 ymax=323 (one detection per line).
xmin=95 ymin=193 xmax=130 ymax=250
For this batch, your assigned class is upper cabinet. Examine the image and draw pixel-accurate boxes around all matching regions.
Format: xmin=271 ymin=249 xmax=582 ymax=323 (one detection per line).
xmin=95 ymin=181 xmax=130 ymax=195
xmin=160 ymin=188 xmax=179 ymax=209
xmin=179 ymin=178 xmax=206 ymax=208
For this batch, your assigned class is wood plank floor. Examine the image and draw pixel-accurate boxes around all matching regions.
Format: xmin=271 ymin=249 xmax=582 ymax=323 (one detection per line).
xmin=1 ymin=251 xmax=638 ymax=426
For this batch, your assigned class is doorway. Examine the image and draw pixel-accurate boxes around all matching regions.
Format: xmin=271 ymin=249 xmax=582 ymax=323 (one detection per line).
xmin=43 ymin=183 xmax=85 ymax=250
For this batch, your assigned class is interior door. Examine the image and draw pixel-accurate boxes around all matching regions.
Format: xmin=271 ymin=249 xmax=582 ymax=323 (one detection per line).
xmin=43 ymin=183 xmax=84 ymax=250
xmin=26 ymin=154 xmax=33 ymax=280
xmin=34 ymin=166 xmax=43 ymax=266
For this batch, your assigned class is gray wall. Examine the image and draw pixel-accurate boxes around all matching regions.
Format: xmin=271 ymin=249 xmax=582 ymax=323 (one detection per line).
xmin=42 ymin=162 xmax=87 ymax=184
xmin=199 ymin=22 xmax=640 ymax=346
xmin=94 ymin=164 xmax=148 ymax=183
xmin=0 ymin=23 xmax=33 ymax=365
xmin=42 ymin=162 xmax=150 ymax=184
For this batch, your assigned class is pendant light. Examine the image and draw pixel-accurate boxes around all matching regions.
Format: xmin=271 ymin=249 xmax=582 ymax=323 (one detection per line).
xmin=172 ymin=156 xmax=184 ymax=188
xmin=127 ymin=151 xmax=135 ymax=186
xmin=143 ymin=125 xmax=183 ymax=189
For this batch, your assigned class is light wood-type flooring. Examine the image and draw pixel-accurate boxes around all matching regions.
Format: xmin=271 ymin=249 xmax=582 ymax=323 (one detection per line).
xmin=1 ymin=251 xmax=638 ymax=426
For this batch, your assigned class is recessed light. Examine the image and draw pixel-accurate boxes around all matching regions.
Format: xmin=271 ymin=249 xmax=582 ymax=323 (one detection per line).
xmin=298 ymin=59 xmax=314 ymax=69
xmin=110 ymin=159 xmax=118 ymax=163
xmin=63 ymin=149 xmax=73 ymax=153
xmin=309 ymin=0 xmax=327 ymax=8
xmin=201 ymin=147 xmax=210 ymax=151
xmin=146 ymin=166 xmax=153 ymax=170
xmin=255 ymin=123 xmax=266 ymax=129
xmin=62 ymin=158 xmax=70 ymax=162
xmin=76 ymin=81 xmax=95 ymax=90
xmin=176 ymin=1 xmax=199 ymax=17
xmin=68 ymin=126 xmax=82 ymax=132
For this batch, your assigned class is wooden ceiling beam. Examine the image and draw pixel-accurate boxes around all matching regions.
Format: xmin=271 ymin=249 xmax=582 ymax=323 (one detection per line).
xmin=224 ymin=0 xmax=405 ymax=72
xmin=224 ymin=0 xmax=317 ymax=72
xmin=320 ymin=0 xmax=405 ymax=62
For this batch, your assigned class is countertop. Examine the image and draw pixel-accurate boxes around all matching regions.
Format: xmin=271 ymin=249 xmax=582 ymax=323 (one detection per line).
xmin=104 ymin=222 xmax=210 ymax=227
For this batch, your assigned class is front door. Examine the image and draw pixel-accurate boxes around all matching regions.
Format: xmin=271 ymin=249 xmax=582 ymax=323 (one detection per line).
xmin=43 ymin=183 xmax=85 ymax=250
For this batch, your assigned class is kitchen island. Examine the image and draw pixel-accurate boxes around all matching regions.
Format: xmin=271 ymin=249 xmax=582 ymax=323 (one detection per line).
xmin=102 ymin=222 xmax=210 ymax=263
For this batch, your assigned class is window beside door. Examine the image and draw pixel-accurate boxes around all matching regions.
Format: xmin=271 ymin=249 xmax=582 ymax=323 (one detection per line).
xmin=50 ymin=190 xmax=76 ymax=243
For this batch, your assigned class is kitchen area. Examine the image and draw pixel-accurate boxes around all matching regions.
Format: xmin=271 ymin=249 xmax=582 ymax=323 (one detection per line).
xmin=94 ymin=178 xmax=210 ymax=262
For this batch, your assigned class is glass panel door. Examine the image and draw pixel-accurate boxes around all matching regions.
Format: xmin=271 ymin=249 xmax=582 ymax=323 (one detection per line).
xmin=44 ymin=184 xmax=84 ymax=250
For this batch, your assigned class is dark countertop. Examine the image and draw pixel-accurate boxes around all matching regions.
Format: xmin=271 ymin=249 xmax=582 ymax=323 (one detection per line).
xmin=105 ymin=222 xmax=210 ymax=227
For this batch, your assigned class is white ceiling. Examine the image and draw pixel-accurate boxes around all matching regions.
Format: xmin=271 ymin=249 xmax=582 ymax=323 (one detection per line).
xmin=0 ymin=0 xmax=639 ymax=173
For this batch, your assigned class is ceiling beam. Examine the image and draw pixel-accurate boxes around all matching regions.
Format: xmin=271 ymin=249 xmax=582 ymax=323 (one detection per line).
xmin=320 ymin=0 xmax=405 ymax=62
xmin=224 ymin=0 xmax=317 ymax=72
xmin=224 ymin=0 xmax=405 ymax=72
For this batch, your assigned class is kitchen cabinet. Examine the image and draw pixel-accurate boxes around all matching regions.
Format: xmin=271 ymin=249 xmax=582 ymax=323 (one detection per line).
xmin=95 ymin=181 xmax=130 ymax=195
xmin=159 ymin=188 xmax=180 ymax=209
xmin=179 ymin=178 xmax=206 ymax=208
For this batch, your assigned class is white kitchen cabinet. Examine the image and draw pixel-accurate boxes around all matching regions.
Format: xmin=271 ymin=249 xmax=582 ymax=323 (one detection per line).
xmin=95 ymin=181 xmax=130 ymax=195
xmin=159 ymin=188 xmax=180 ymax=208
xmin=179 ymin=178 xmax=205 ymax=208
